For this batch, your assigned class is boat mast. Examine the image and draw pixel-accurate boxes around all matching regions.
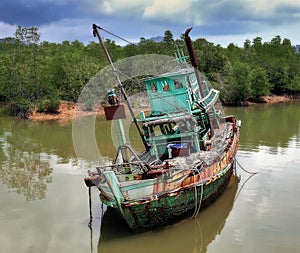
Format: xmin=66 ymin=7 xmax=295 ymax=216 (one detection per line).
xmin=92 ymin=24 xmax=149 ymax=151
xmin=184 ymin=27 xmax=205 ymax=98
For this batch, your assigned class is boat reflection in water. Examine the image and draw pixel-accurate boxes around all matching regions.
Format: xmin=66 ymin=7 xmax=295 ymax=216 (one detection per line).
xmin=96 ymin=174 xmax=240 ymax=253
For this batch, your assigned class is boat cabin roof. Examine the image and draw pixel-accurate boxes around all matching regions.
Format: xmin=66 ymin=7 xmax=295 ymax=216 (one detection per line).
xmin=143 ymin=67 xmax=195 ymax=82
xmin=142 ymin=68 xmax=197 ymax=114
xmin=142 ymin=67 xmax=219 ymax=116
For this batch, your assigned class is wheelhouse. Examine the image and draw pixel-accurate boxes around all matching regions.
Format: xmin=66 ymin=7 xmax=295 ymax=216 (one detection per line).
xmin=139 ymin=69 xmax=220 ymax=161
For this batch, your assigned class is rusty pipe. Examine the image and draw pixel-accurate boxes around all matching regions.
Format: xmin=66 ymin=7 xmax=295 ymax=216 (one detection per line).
xmin=184 ymin=27 xmax=204 ymax=98
xmin=184 ymin=27 xmax=198 ymax=68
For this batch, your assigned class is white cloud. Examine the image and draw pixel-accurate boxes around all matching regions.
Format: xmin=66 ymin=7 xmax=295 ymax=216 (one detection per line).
xmin=143 ymin=0 xmax=194 ymax=22
xmin=250 ymin=0 xmax=300 ymax=12
xmin=0 ymin=22 xmax=17 ymax=38
xmin=89 ymin=0 xmax=147 ymax=16
xmin=2 ymin=0 xmax=300 ymax=47
xmin=86 ymin=0 xmax=300 ymax=28
xmin=39 ymin=18 xmax=94 ymax=43
xmin=104 ymin=0 xmax=144 ymax=13
xmin=206 ymin=19 xmax=300 ymax=47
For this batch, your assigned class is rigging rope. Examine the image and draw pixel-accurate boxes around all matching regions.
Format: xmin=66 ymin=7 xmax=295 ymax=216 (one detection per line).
xmin=95 ymin=25 xmax=204 ymax=116
xmin=96 ymin=25 xmax=135 ymax=45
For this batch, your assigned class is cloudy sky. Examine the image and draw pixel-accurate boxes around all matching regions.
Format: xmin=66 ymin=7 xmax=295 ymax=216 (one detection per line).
xmin=1 ymin=0 xmax=300 ymax=47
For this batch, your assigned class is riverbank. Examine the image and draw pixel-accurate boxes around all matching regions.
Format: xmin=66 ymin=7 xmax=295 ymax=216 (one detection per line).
xmin=28 ymin=101 xmax=104 ymax=121
xmin=28 ymin=95 xmax=299 ymax=121
xmin=255 ymin=95 xmax=297 ymax=104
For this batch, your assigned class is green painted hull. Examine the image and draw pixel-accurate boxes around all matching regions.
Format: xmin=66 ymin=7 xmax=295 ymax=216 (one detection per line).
xmin=113 ymin=163 xmax=234 ymax=231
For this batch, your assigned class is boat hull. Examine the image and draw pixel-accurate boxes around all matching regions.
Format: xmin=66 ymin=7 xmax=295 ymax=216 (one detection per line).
xmin=102 ymin=161 xmax=234 ymax=231
xmin=95 ymin=118 xmax=240 ymax=231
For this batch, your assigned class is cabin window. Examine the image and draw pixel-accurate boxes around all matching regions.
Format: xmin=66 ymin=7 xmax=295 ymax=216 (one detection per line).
xmin=160 ymin=123 xmax=177 ymax=135
xmin=186 ymin=76 xmax=191 ymax=87
xmin=149 ymin=125 xmax=163 ymax=137
xmin=188 ymin=74 xmax=196 ymax=83
xmin=174 ymin=79 xmax=183 ymax=89
xmin=150 ymin=82 xmax=157 ymax=92
xmin=162 ymin=81 xmax=170 ymax=91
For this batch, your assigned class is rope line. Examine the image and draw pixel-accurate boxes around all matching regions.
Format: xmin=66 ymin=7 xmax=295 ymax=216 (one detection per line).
xmin=194 ymin=169 xmax=204 ymax=218
xmin=234 ymin=173 xmax=255 ymax=201
xmin=174 ymin=162 xmax=202 ymax=218
xmin=97 ymin=25 xmax=135 ymax=45
xmin=236 ymin=159 xmax=258 ymax=175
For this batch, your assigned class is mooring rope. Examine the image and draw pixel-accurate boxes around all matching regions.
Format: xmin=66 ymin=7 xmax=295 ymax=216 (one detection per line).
xmin=234 ymin=173 xmax=256 ymax=201
xmin=191 ymin=169 xmax=198 ymax=218
xmin=173 ymin=160 xmax=205 ymax=219
xmin=174 ymin=162 xmax=200 ymax=218
xmin=190 ymin=165 xmax=204 ymax=218
xmin=194 ymin=169 xmax=204 ymax=218
xmin=194 ymin=218 xmax=204 ymax=253
xmin=236 ymin=159 xmax=258 ymax=175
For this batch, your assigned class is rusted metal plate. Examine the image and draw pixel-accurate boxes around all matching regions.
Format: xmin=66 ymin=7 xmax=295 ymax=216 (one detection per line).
xmin=104 ymin=104 xmax=126 ymax=120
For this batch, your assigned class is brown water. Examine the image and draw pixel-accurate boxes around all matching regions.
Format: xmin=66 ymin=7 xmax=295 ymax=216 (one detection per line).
xmin=0 ymin=101 xmax=299 ymax=253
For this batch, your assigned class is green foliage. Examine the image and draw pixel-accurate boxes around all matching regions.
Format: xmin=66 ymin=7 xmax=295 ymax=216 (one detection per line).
xmin=163 ymin=30 xmax=174 ymax=45
xmin=223 ymin=35 xmax=300 ymax=102
xmin=9 ymin=97 xmax=32 ymax=119
xmin=37 ymin=98 xmax=60 ymax=113
xmin=0 ymin=26 xmax=42 ymax=118
xmin=194 ymin=38 xmax=230 ymax=80
xmin=250 ymin=67 xmax=271 ymax=98
xmin=1 ymin=26 xmax=300 ymax=118
xmin=226 ymin=62 xmax=252 ymax=103
xmin=285 ymin=75 xmax=300 ymax=93
xmin=50 ymin=53 xmax=99 ymax=101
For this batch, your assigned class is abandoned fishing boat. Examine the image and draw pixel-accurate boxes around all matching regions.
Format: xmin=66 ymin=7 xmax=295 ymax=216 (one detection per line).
xmin=84 ymin=24 xmax=241 ymax=231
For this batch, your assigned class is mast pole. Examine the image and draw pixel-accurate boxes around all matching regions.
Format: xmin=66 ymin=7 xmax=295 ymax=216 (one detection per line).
xmin=92 ymin=24 xmax=149 ymax=151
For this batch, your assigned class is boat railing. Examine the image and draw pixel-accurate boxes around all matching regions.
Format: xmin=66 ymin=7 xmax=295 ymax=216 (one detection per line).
xmin=95 ymin=160 xmax=150 ymax=175
xmin=198 ymin=88 xmax=219 ymax=111
xmin=142 ymin=114 xmax=193 ymax=127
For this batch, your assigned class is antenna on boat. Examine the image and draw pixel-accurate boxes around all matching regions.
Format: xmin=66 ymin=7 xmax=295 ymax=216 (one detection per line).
xmin=184 ymin=27 xmax=205 ymax=98
xmin=174 ymin=44 xmax=189 ymax=68
xmin=92 ymin=24 xmax=149 ymax=151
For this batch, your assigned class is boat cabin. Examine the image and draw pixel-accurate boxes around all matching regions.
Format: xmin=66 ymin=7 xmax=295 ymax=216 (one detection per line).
xmin=140 ymin=69 xmax=220 ymax=161
xmin=143 ymin=68 xmax=201 ymax=115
